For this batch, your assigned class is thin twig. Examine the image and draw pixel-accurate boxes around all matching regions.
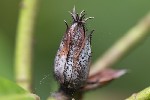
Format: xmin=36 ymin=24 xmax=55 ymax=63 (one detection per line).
xmin=14 ymin=0 xmax=38 ymax=92
xmin=89 ymin=12 xmax=150 ymax=76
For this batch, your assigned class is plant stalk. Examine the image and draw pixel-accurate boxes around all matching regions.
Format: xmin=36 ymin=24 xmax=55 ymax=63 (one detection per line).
xmin=89 ymin=12 xmax=150 ymax=76
xmin=126 ymin=86 xmax=150 ymax=100
xmin=15 ymin=0 xmax=38 ymax=92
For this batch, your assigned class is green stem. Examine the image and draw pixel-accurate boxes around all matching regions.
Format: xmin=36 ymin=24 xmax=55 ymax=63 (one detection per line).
xmin=126 ymin=86 xmax=150 ymax=100
xmin=15 ymin=0 xmax=38 ymax=92
xmin=89 ymin=12 xmax=150 ymax=76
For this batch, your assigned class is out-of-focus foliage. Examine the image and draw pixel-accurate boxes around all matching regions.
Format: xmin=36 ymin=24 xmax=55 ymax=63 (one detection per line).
xmin=0 ymin=77 xmax=26 ymax=95
xmin=0 ymin=0 xmax=150 ymax=100
xmin=0 ymin=77 xmax=36 ymax=100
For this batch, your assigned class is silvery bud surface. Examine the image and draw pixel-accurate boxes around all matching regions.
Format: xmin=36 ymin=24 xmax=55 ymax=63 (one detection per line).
xmin=54 ymin=7 xmax=94 ymax=91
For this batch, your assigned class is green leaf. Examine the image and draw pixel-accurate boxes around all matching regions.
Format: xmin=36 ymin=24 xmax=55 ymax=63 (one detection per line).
xmin=0 ymin=77 xmax=40 ymax=100
xmin=0 ymin=94 xmax=38 ymax=100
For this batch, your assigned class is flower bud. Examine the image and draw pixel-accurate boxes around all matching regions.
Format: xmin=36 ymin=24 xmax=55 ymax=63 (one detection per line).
xmin=54 ymin=7 xmax=94 ymax=91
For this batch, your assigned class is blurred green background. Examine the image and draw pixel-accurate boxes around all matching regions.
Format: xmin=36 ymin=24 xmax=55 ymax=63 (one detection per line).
xmin=0 ymin=0 xmax=150 ymax=100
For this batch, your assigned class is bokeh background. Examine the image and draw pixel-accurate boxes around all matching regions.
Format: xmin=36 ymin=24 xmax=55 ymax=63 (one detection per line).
xmin=0 ymin=0 xmax=150 ymax=100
